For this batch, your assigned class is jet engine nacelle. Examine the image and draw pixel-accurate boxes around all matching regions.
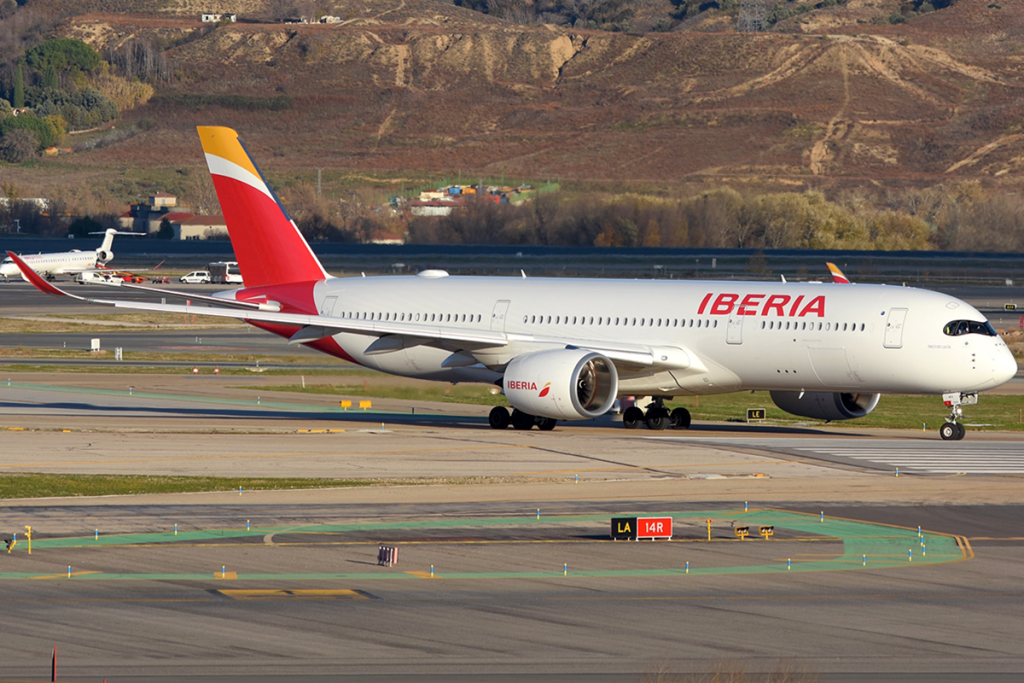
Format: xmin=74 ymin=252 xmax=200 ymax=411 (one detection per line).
xmin=96 ymin=250 xmax=112 ymax=264
xmin=769 ymin=391 xmax=881 ymax=421
xmin=503 ymin=349 xmax=618 ymax=420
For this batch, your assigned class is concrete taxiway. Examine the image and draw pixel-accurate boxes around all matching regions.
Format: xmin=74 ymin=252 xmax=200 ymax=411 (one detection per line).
xmin=0 ymin=377 xmax=1022 ymax=682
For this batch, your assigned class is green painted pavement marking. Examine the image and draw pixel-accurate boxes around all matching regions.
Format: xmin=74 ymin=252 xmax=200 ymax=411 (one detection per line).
xmin=1 ymin=381 xmax=410 ymax=416
xmin=1 ymin=509 xmax=964 ymax=580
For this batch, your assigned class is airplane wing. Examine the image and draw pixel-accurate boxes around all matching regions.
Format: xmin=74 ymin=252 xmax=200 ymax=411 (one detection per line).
xmin=8 ymin=251 xmax=507 ymax=349
xmin=9 ymin=252 xmax=698 ymax=372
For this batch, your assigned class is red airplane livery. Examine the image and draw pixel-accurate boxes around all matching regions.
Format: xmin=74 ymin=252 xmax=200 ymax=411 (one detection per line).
xmin=698 ymin=293 xmax=826 ymax=318
xmin=6 ymin=126 xmax=1015 ymax=441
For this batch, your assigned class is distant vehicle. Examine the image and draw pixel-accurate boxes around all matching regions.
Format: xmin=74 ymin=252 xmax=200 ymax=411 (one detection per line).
xmin=179 ymin=271 xmax=211 ymax=284
xmin=1 ymin=229 xmax=134 ymax=282
xmin=110 ymin=270 xmax=147 ymax=284
xmin=75 ymin=271 xmax=123 ymax=285
xmin=208 ymin=261 xmax=243 ymax=285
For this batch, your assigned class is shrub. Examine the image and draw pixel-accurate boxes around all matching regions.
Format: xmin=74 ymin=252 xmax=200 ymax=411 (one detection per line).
xmin=0 ymin=128 xmax=37 ymax=163
xmin=0 ymin=113 xmax=60 ymax=149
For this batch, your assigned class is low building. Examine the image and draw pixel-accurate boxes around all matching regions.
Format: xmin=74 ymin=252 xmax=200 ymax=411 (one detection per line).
xmin=174 ymin=214 xmax=228 ymax=240
xmin=119 ymin=192 xmax=195 ymax=234
xmin=201 ymin=12 xmax=236 ymax=22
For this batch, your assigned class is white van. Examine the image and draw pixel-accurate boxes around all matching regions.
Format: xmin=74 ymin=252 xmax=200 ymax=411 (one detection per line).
xmin=76 ymin=271 xmax=123 ymax=285
xmin=179 ymin=270 xmax=211 ymax=284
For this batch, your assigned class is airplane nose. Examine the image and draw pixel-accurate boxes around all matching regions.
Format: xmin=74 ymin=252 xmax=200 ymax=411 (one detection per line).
xmin=995 ymin=345 xmax=1019 ymax=385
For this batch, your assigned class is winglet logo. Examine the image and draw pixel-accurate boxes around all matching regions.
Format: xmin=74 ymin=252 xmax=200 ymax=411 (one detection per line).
xmin=538 ymin=382 xmax=551 ymax=398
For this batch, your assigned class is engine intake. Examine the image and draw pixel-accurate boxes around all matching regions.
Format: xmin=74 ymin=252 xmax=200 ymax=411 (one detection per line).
xmin=769 ymin=391 xmax=880 ymax=421
xmin=504 ymin=349 xmax=618 ymax=420
xmin=96 ymin=250 xmax=112 ymax=264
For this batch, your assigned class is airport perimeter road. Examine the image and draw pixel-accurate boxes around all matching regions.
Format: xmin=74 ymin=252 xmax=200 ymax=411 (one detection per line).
xmin=0 ymin=501 xmax=1022 ymax=683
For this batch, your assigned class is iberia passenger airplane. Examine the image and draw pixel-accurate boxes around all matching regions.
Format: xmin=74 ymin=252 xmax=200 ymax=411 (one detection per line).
xmin=1 ymin=229 xmax=126 ymax=282
xmin=8 ymin=127 xmax=1018 ymax=440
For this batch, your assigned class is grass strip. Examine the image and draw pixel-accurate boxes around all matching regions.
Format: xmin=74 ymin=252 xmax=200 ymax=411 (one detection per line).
xmin=250 ymin=383 xmax=507 ymax=407
xmin=0 ymin=364 xmax=364 ymax=375
xmin=0 ymin=473 xmax=402 ymax=499
xmin=0 ymin=313 xmax=245 ymax=333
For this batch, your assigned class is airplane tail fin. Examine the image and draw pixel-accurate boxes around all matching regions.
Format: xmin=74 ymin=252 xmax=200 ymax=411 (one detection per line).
xmin=98 ymin=229 xmax=116 ymax=261
xmin=826 ymin=262 xmax=850 ymax=284
xmin=197 ymin=126 xmax=328 ymax=288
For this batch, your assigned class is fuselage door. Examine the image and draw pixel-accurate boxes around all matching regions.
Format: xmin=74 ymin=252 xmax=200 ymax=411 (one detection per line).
xmin=726 ymin=314 xmax=743 ymax=345
xmin=320 ymin=295 xmax=338 ymax=317
xmin=490 ymin=300 xmax=511 ymax=333
xmin=884 ymin=308 xmax=908 ymax=349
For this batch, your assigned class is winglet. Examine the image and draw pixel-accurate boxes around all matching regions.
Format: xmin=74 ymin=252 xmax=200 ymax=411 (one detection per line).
xmin=826 ymin=262 xmax=850 ymax=284
xmin=6 ymin=252 xmax=70 ymax=297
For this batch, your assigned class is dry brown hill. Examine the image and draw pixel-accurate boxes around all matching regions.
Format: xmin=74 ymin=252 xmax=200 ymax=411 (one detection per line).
xmin=15 ymin=0 xmax=1024 ymax=196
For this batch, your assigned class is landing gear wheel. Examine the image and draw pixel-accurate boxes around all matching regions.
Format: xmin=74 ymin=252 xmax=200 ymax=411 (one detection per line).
xmin=670 ymin=407 xmax=691 ymax=430
xmin=536 ymin=417 xmax=557 ymax=431
xmin=511 ymin=409 xmax=535 ymax=430
xmin=940 ymin=422 xmax=957 ymax=441
xmin=488 ymin=406 xmax=510 ymax=430
xmin=954 ymin=422 xmax=966 ymax=440
xmin=645 ymin=411 xmax=670 ymax=431
xmin=622 ymin=406 xmax=644 ymax=429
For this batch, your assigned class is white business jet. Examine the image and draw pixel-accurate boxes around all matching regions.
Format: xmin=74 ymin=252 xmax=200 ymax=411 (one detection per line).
xmin=1 ymin=228 xmax=130 ymax=282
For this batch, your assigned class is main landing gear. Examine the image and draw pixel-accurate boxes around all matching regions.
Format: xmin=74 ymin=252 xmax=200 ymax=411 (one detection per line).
xmin=488 ymin=406 xmax=556 ymax=431
xmin=622 ymin=398 xmax=691 ymax=431
xmin=939 ymin=391 xmax=977 ymax=441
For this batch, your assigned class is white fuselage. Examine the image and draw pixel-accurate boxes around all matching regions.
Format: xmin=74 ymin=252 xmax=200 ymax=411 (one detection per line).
xmin=291 ymin=274 xmax=1016 ymax=397
xmin=0 ymin=250 xmax=99 ymax=280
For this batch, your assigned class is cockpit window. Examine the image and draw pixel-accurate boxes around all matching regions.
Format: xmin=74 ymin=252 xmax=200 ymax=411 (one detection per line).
xmin=943 ymin=320 xmax=997 ymax=337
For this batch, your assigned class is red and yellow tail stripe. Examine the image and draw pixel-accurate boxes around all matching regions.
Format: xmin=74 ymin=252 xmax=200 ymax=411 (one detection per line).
xmin=826 ymin=262 xmax=850 ymax=284
xmin=198 ymin=126 xmax=327 ymax=288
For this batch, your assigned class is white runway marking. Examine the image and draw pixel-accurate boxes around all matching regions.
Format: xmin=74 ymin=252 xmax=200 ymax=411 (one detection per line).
xmin=650 ymin=437 xmax=1024 ymax=475
xmin=792 ymin=443 xmax=1024 ymax=474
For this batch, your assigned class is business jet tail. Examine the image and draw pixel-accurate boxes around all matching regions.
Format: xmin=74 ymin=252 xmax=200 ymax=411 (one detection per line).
xmin=197 ymin=126 xmax=328 ymax=288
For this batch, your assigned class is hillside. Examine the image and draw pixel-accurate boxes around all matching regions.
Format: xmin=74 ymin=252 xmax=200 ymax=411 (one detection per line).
xmin=6 ymin=0 xmax=1024 ymax=199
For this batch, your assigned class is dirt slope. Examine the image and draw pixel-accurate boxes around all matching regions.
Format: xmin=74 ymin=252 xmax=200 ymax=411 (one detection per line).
xmin=32 ymin=0 xmax=1024 ymax=190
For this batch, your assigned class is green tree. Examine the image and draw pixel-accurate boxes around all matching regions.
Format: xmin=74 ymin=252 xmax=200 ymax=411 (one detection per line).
xmin=42 ymin=63 xmax=58 ymax=90
xmin=24 ymin=39 xmax=101 ymax=77
xmin=13 ymin=62 xmax=24 ymax=108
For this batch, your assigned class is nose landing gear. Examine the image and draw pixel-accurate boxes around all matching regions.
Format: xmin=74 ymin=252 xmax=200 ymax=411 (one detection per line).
xmin=939 ymin=392 xmax=977 ymax=441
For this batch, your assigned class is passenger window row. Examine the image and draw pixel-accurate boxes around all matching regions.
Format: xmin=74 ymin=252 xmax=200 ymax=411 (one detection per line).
xmin=340 ymin=311 xmax=483 ymax=324
xmin=761 ymin=320 xmax=866 ymax=332
xmin=521 ymin=315 xmax=719 ymax=329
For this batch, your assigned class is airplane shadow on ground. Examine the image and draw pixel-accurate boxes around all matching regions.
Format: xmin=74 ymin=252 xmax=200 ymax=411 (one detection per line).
xmin=0 ymin=400 xmax=867 ymax=437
